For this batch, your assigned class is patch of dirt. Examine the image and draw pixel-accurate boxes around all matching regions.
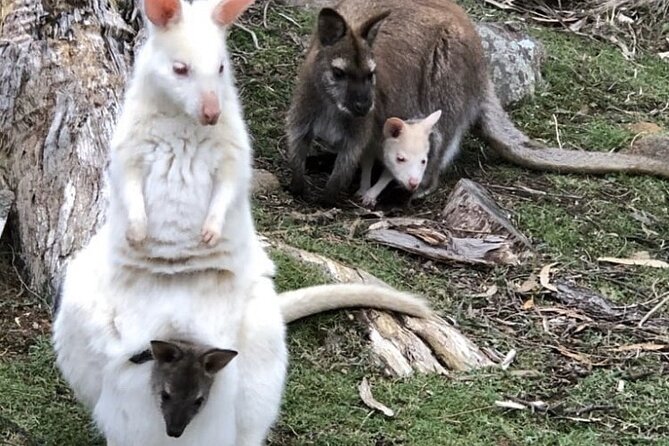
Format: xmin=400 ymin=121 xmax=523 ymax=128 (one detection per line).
xmin=0 ymin=243 xmax=51 ymax=360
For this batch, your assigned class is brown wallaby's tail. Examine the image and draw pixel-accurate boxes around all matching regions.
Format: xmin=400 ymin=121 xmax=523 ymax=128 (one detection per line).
xmin=477 ymin=81 xmax=669 ymax=179
xmin=278 ymin=284 xmax=430 ymax=323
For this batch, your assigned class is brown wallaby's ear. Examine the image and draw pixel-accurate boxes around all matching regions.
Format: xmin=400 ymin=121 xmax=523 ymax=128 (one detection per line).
xmin=318 ymin=8 xmax=347 ymax=46
xmin=150 ymin=340 xmax=184 ymax=363
xmin=213 ymin=0 xmax=254 ymax=26
xmin=144 ymin=0 xmax=181 ymax=28
xmin=384 ymin=117 xmax=405 ymax=139
xmin=201 ymin=349 xmax=238 ymax=375
xmin=359 ymin=10 xmax=390 ymax=46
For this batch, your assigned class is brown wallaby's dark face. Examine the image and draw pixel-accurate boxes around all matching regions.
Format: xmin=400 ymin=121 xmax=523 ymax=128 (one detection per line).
xmin=315 ymin=8 xmax=389 ymax=117
xmin=149 ymin=340 xmax=237 ymax=438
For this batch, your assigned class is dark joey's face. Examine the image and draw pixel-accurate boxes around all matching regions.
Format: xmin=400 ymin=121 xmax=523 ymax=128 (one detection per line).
xmin=315 ymin=8 xmax=390 ymax=117
xmin=149 ymin=341 xmax=237 ymax=438
xmin=157 ymin=373 xmax=210 ymax=438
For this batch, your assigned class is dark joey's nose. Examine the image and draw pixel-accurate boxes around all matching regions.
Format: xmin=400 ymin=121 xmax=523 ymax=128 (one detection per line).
xmin=167 ymin=427 xmax=185 ymax=438
xmin=351 ymin=100 xmax=371 ymax=117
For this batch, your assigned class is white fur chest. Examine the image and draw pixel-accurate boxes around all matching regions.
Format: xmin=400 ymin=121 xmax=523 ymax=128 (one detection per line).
xmin=108 ymin=107 xmax=255 ymax=274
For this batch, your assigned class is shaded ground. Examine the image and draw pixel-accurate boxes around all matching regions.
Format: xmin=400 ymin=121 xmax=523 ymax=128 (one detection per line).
xmin=1 ymin=0 xmax=668 ymax=445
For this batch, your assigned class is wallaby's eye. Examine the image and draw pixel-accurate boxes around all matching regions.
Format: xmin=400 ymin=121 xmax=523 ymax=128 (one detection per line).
xmin=421 ymin=159 xmax=427 ymax=165
xmin=194 ymin=397 xmax=205 ymax=408
xmin=396 ymin=156 xmax=406 ymax=163
xmin=219 ymin=64 xmax=224 ymax=75
xmin=332 ymin=68 xmax=346 ymax=80
xmin=161 ymin=391 xmax=171 ymax=402
xmin=172 ymin=62 xmax=189 ymax=77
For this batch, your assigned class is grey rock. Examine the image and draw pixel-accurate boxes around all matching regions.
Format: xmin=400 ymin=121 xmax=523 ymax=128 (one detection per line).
xmin=476 ymin=23 xmax=545 ymax=107
xmin=252 ymin=169 xmax=282 ymax=196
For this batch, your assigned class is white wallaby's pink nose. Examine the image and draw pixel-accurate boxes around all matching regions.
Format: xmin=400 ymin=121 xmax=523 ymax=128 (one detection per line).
xmin=408 ymin=178 xmax=420 ymax=190
xmin=200 ymin=91 xmax=220 ymax=125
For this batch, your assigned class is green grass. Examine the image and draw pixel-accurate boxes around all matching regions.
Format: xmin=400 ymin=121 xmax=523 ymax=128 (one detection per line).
xmin=1 ymin=0 xmax=669 ymax=445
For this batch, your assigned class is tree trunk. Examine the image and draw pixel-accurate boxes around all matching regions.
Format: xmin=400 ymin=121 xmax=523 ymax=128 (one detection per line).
xmin=0 ymin=0 xmax=138 ymax=293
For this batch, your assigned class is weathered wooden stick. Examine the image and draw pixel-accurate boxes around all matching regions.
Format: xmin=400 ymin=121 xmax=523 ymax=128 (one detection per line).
xmin=272 ymin=241 xmax=496 ymax=376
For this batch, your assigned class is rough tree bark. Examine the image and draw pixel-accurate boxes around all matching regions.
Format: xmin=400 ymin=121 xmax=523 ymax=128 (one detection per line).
xmin=0 ymin=0 xmax=137 ymax=293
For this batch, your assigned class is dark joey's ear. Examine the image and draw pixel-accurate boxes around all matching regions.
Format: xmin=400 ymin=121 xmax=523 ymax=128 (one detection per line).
xmin=144 ymin=0 xmax=181 ymax=28
xmin=318 ymin=8 xmax=348 ymax=46
xmin=384 ymin=117 xmax=405 ymax=139
xmin=150 ymin=340 xmax=184 ymax=363
xmin=359 ymin=10 xmax=390 ymax=46
xmin=201 ymin=349 xmax=238 ymax=375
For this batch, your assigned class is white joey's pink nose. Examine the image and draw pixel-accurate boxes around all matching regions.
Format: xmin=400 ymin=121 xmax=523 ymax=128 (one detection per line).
xmin=408 ymin=178 xmax=420 ymax=190
xmin=200 ymin=91 xmax=220 ymax=125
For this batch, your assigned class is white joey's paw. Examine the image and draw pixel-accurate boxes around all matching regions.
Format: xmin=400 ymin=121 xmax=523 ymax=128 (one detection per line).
xmin=361 ymin=192 xmax=378 ymax=208
xmin=126 ymin=219 xmax=148 ymax=247
xmin=201 ymin=216 xmax=223 ymax=247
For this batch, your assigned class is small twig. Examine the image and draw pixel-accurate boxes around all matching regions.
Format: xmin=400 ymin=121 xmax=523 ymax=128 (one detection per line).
xmin=277 ymin=12 xmax=300 ymax=28
xmin=262 ymin=0 xmax=270 ymax=28
xmin=639 ymin=294 xmax=669 ymax=328
xmin=553 ymin=114 xmax=563 ymax=149
xmin=562 ymin=404 xmax=616 ymax=417
xmin=234 ymin=23 xmax=260 ymax=49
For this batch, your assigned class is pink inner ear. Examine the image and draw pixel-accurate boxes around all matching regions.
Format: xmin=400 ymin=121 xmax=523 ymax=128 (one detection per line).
xmin=145 ymin=0 xmax=181 ymax=27
xmin=390 ymin=125 xmax=402 ymax=138
xmin=213 ymin=0 xmax=255 ymax=26
xmin=384 ymin=118 xmax=404 ymax=139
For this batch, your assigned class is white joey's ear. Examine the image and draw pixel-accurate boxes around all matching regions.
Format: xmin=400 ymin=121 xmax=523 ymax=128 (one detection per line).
xmin=383 ymin=117 xmax=405 ymax=139
xmin=213 ymin=0 xmax=255 ymax=26
xmin=422 ymin=110 xmax=442 ymax=131
xmin=144 ymin=0 xmax=182 ymax=28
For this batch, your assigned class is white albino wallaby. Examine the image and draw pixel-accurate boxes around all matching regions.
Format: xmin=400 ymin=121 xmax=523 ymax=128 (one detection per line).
xmin=358 ymin=110 xmax=442 ymax=207
xmin=108 ymin=0 xmax=260 ymax=274
xmin=53 ymin=227 xmax=429 ymax=445
xmin=53 ymin=0 xmax=432 ymax=443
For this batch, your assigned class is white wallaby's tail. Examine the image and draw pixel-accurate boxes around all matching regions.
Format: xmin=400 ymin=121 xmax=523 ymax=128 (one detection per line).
xmin=478 ymin=81 xmax=669 ymax=179
xmin=279 ymin=284 xmax=431 ymax=323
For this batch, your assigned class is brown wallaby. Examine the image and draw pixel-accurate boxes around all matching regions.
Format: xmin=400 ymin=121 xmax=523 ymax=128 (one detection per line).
xmin=286 ymin=7 xmax=390 ymax=202
xmin=286 ymin=0 xmax=669 ymax=201
xmin=131 ymin=339 xmax=238 ymax=439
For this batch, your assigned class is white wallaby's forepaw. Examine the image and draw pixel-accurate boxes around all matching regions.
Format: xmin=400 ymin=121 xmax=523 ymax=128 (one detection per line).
xmin=201 ymin=216 xmax=223 ymax=246
xmin=126 ymin=218 xmax=148 ymax=246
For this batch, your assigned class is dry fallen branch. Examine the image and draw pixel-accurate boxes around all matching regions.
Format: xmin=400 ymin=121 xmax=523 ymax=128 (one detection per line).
xmin=597 ymin=256 xmax=669 ymax=269
xmin=271 ymin=241 xmax=496 ymax=376
xmin=481 ymin=0 xmax=669 ymax=58
xmin=366 ymin=180 xmax=533 ymax=267
xmin=358 ymin=378 xmax=394 ymax=417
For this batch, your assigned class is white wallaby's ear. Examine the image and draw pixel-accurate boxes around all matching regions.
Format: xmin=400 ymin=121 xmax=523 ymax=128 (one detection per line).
xmin=423 ymin=110 xmax=442 ymax=130
xmin=145 ymin=0 xmax=181 ymax=28
xmin=213 ymin=0 xmax=255 ymax=26
xmin=384 ymin=117 xmax=405 ymax=139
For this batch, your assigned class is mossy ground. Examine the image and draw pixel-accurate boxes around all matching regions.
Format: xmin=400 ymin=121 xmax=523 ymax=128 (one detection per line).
xmin=1 ymin=1 xmax=668 ymax=445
